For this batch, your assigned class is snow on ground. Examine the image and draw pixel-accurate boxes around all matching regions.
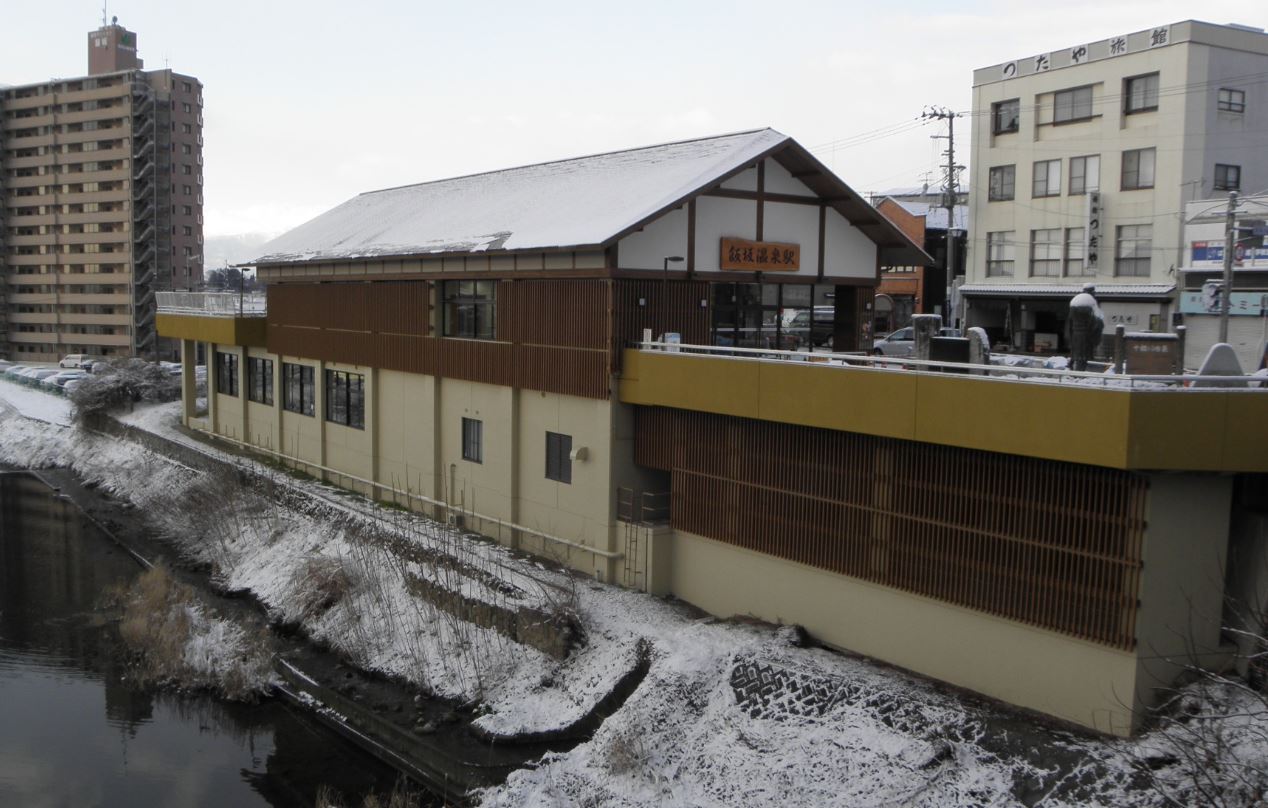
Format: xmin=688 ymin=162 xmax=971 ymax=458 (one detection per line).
xmin=0 ymin=377 xmax=73 ymax=425
xmin=4 ymin=385 xmax=1267 ymax=806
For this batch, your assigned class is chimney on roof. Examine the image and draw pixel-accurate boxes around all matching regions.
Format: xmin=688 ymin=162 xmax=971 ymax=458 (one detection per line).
xmin=87 ymin=18 xmax=143 ymax=75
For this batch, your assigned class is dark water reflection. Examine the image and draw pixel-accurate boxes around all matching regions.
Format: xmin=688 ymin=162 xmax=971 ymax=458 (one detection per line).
xmin=0 ymin=473 xmax=406 ymax=807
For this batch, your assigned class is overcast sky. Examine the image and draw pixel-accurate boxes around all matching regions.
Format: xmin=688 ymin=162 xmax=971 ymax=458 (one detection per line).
xmin=5 ymin=1 xmax=1264 ymax=239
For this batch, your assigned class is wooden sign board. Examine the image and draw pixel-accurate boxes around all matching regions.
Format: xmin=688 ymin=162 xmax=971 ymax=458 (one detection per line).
xmin=1124 ymin=335 xmax=1178 ymax=375
xmin=720 ymin=238 xmax=800 ymax=272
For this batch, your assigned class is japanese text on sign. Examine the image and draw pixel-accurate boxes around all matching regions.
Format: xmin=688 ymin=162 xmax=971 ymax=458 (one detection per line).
xmin=720 ymin=238 xmax=801 ymax=272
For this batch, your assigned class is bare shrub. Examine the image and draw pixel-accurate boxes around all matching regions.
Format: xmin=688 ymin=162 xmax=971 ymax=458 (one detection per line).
xmin=314 ymin=780 xmax=425 ymax=808
xmin=292 ymin=555 xmax=357 ymax=620
xmin=603 ymin=722 xmax=650 ymax=775
xmin=69 ymin=358 xmax=179 ymax=422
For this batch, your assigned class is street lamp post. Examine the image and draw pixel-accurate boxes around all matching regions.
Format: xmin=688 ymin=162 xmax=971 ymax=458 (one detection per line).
xmin=663 ymin=255 xmax=684 ymax=282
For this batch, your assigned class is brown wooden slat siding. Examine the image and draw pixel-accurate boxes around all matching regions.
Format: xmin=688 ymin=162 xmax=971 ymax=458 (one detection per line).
xmin=611 ymin=279 xmax=710 ymax=371
xmin=266 ymin=280 xmax=609 ymax=399
xmin=636 ymin=406 xmax=1146 ymax=650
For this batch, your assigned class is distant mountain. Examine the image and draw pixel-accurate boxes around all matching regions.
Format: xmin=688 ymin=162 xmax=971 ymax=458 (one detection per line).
xmin=203 ymin=233 xmax=273 ymax=272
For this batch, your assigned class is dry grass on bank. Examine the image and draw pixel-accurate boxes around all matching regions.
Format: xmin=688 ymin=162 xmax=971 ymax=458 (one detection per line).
xmin=315 ymin=781 xmax=430 ymax=808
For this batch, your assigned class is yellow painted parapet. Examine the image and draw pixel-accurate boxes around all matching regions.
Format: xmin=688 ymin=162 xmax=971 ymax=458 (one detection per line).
xmin=156 ymin=313 xmax=267 ymax=347
xmin=619 ymin=349 xmax=1268 ymax=472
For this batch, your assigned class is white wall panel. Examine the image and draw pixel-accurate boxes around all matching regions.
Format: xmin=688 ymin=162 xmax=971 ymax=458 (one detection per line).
xmin=618 ymin=206 xmax=689 ymax=270
xmin=694 ymin=196 xmax=757 ymax=272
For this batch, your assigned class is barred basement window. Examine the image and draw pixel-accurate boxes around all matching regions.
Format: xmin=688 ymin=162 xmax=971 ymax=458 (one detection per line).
xmin=462 ymin=418 xmax=483 ymax=463
xmin=282 ymin=363 xmax=314 ymax=416
xmin=215 ymin=352 xmax=238 ymax=397
xmin=247 ymin=357 xmax=273 ymax=405
xmin=546 ymin=432 xmax=572 ymax=484
xmin=324 ymin=370 xmax=365 ymax=429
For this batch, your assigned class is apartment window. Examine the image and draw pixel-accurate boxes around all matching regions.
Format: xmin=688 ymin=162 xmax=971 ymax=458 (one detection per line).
xmin=182 ymin=226 xmax=193 ymax=236
xmin=1032 ymin=159 xmax=1061 ymax=198
xmin=462 ymin=418 xmax=483 ymax=463
xmin=182 ymin=164 xmax=192 ymax=175
xmin=1121 ymin=148 xmax=1156 ymax=190
xmin=988 ymin=165 xmax=1015 ymax=201
xmin=246 ymin=357 xmax=273 ymax=405
xmin=1068 ymin=155 xmax=1100 ymax=195
xmin=1218 ymin=88 xmax=1246 ymax=113
xmin=1124 ymin=73 xmax=1159 ymax=113
xmin=182 ymin=184 xmax=192 ymax=195
xmin=324 ymin=370 xmax=365 ymax=429
xmin=992 ymin=99 xmax=1019 ymax=134
xmin=545 ymin=432 xmax=572 ymax=484
xmin=182 ymin=123 xmax=192 ymax=134
xmin=181 ymin=144 xmax=192 ymax=154
xmin=182 ymin=81 xmax=192 ymax=92
xmin=1214 ymin=164 xmax=1241 ymax=192
xmin=1065 ymin=227 xmax=1090 ymax=276
xmin=183 ymin=205 xmax=193 ymax=216
xmin=181 ymin=102 xmax=192 ymax=113
xmin=442 ymin=280 xmax=497 ymax=339
xmin=986 ymin=231 xmax=1015 ymax=277
xmin=215 ymin=352 xmax=238 ymax=397
xmin=1115 ymin=225 xmax=1152 ymax=277
xmin=1030 ymin=229 xmax=1062 ymax=276
xmin=282 ymin=363 xmax=315 ymax=416
xmin=1053 ymin=86 xmax=1094 ymax=123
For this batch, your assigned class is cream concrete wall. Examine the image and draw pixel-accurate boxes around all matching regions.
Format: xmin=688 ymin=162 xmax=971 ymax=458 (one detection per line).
xmin=323 ymin=361 xmax=375 ymax=494
xmin=245 ymin=347 xmax=279 ymax=454
xmin=278 ymin=356 xmax=323 ymax=468
xmin=375 ymin=368 xmax=438 ymax=505
xmin=669 ymin=528 xmax=1141 ymax=735
xmin=439 ymin=379 xmax=515 ymax=523
xmin=211 ymin=344 xmax=245 ymax=443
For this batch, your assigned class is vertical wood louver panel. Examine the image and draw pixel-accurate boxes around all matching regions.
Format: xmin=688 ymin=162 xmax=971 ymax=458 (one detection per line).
xmin=637 ymin=406 xmax=1147 ymax=650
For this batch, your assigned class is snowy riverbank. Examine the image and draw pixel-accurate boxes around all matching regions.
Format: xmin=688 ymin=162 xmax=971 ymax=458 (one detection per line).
xmin=1 ymin=383 xmax=1265 ymax=806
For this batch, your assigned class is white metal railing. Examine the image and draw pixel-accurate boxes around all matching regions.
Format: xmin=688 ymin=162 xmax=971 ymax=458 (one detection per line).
xmin=635 ymin=341 xmax=1268 ymax=391
xmin=156 ymin=291 xmax=266 ymax=317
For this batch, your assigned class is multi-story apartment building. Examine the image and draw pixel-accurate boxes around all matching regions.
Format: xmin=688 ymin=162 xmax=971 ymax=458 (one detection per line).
xmin=0 ymin=19 xmax=203 ymax=362
xmin=964 ymin=20 xmax=1268 ymax=353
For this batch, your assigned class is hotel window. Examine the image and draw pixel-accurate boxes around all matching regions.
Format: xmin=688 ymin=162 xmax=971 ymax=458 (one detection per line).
xmin=1069 ymin=155 xmax=1099 ymax=195
xmin=247 ymin=357 xmax=273 ymax=405
xmin=462 ymin=418 xmax=483 ymax=463
xmin=545 ymin=432 xmax=572 ymax=484
xmin=1032 ymin=159 xmax=1061 ymax=198
xmin=1214 ymin=164 xmax=1241 ymax=192
xmin=988 ymin=165 xmax=1015 ymax=201
xmin=1124 ymin=73 xmax=1159 ymax=113
xmin=442 ymin=280 xmax=497 ymax=340
xmin=1115 ymin=225 xmax=1152 ymax=277
xmin=324 ymin=370 xmax=365 ymax=429
xmin=992 ymin=99 xmax=1019 ymax=134
xmin=1065 ymin=227 xmax=1090 ymax=276
xmin=986 ymin=231 xmax=1015 ymax=277
xmin=215 ymin=352 xmax=238 ymax=397
xmin=1121 ymin=148 xmax=1155 ymax=190
xmin=1218 ymin=88 xmax=1246 ymax=113
xmin=1053 ymin=85 xmax=1093 ymax=123
xmin=282 ymin=363 xmax=314 ymax=416
xmin=1030 ymin=229 xmax=1062 ymax=277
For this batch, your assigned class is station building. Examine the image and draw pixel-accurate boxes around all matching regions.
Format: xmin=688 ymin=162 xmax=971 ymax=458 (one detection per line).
xmin=158 ymin=129 xmax=1268 ymax=737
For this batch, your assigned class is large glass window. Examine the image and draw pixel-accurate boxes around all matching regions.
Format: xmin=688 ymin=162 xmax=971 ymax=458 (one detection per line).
xmin=1030 ymin=229 xmax=1062 ymax=277
xmin=986 ymin=231 xmax=1015 ymax=277
xmin=546 ymin=431 xmax=572 ymax=484
xmin=282 ymin=363 xmax=314 ymax=416
xmin=1032 ymin=160 xmax=1061 ymax=198
xmin=215 ymin=351 xmax=238 ymax=397
xmin=992 ymin=99 xmax=1019 ymax=134
xmin=1069 ymin=155 xmax=1099 ymax=195
xmin=247 ymin=357 xmax=273 ymax=405
xmin=324 ymin=369 xmax=365 ymax=429
xmin=462 ymin=418 xmax=483 ymax=463
xmin=1121 ymin=148 xmax=1156 ymax=190
xmin=1053 ymin=86 xmax=1094 ymax=123
xmin=1115 ymin=225 xmax=1152 ymax=277
xmin=1125 ymin=73 xmax=1159 ymax=114
xmin=442 ymin=280 xmax=496 ymax=340
xmin=988 ymin=165 xmax=1015 ymax=201
xmin=710 ymin=283 xmax=834 ymax=351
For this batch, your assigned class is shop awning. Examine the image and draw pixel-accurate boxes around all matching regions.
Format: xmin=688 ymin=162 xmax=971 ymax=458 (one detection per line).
xmin=960 ymin=283 xmax=1174 ymax=300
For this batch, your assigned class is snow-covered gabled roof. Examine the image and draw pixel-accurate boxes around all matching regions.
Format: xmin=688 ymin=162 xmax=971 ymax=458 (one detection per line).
xmin=255 ymin=128 xmax=929 ymax=267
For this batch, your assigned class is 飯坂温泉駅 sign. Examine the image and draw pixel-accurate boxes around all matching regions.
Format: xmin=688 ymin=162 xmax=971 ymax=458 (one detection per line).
xmin=720 ymin=238 xmax=801 ymax=272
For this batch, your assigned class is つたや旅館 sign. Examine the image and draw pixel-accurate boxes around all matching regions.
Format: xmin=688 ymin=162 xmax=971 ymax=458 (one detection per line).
xmin=720 ymin=238 xmax=800 ymax=272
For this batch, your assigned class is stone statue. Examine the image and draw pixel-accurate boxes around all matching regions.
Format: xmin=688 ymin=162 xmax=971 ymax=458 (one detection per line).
xmin=1066 ymin=284 xmax=1103 ymax=371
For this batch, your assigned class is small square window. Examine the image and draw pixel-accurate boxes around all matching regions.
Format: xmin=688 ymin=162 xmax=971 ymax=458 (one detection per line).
xmin=545 ymin=432 xmax=572 ymax=484
xmin=1214 ymin=164 xmax=1241 ymax=192
xmin=1121 ymin=148 xmax=1156 ymax=190
xmin=1125 ymin=73 xmax=1159 ymax=113
xmin=992 ymin=99 xmax=1019 ymax=134
xmin=1032 ymin=159 xmax=1061 ymax=198
xmin=989 ymin=165 xmax=1015 ymax=201
xmin=1217 ymin=88 xmax=1245 ymax=113
xmin=462 ymin=418 xmax=483 ymax=463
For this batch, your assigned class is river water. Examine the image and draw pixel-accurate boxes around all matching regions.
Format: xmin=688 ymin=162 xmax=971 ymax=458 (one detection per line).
xmin=0 ymin=472 xmax=409 ymax=807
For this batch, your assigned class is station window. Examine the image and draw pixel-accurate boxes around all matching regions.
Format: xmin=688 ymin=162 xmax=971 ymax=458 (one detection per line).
xmin=442 ymin=280 xmax=496 ymax=340
xmin=282 ymin=363 xmax=314 ymax=416
xmin=992 ymin=99 xmax=1019 ymax=134
xmin=324 ymin=370 xmax=365 ymax=429
xmin=215 ymin=352 xmax=238 ymax=396
xmin=247 ymin=357 xmax=273 ymax=405
xmin=710 ymin=282 xmax=834 ymax=352
xmin=462 ymin=418 xmax=483 ymax=463
xmin=546 ymin=432 xmax=572 ymax=484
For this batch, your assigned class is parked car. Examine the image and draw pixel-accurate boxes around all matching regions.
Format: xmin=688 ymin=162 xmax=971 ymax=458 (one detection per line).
xmin=786 ymin=306 xmax=836 ymax=349
xmin=873 ymin=326 xmax=962 ymax=357
xmin=4 ymin=365 xmax=30 ymax=380
xmin=44 ymin=370 xmax=87 ymax=391
xmin=23 ymin=368 xmax=60 ymax=386
xmin=63 ymin=379 xmax=84 ymax=395
xmin=59 ymin=354 xmax=96 ymax=369
xmin=0 ymin=360 xmax=12 ymax=373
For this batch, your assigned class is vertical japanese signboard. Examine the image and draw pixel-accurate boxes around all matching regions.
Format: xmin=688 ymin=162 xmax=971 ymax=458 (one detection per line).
xmin=1085 ymin=192 xmax=1102 ymax=271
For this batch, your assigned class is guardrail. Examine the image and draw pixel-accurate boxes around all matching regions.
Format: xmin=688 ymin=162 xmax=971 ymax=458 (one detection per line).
xmin=635 ymin=341 xmax=1268 ymax=391
xmin=156 ymin=291 xmax=266 ymax=317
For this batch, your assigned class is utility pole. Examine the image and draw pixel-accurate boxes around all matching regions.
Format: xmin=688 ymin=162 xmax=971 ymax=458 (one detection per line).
xmin=1220 ymin=190 xmax=1239 ymax=343
xmin=922 ymin=107 xmax=962 ymax=329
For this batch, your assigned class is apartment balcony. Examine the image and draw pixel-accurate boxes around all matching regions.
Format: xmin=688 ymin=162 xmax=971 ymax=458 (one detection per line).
xmin=619 ymin=343 xmax=1268 ymax=474
xmin=156 ymin=291 xmax=267 ymax=347
xmin=56 ymin=292 xmax=131 ymax=305
xmin=3 ymin=112 xmax=55 ymax=129
xmin=5 ymin=155 xmax=50 ymax=171
xmin=54 ymin=331 xmax=132 ymax=347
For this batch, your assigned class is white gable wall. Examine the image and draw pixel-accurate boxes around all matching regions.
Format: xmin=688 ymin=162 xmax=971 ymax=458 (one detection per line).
xmin=824 ymin=211 xmax=877 ymax=280
xmin=618 ymin=206 xmax=689 ymax=271
xmin=763 ymin=158 xmax=816 ymax=196
xmin=693 ymin=196 xmax=758 ymax=272
xmin=763 ymin=202 xmax=820 ymax=275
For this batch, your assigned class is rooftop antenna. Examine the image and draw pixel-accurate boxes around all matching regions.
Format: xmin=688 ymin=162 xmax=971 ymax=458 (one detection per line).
xmin=101 ymin=2 xmax=107 ymax=26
